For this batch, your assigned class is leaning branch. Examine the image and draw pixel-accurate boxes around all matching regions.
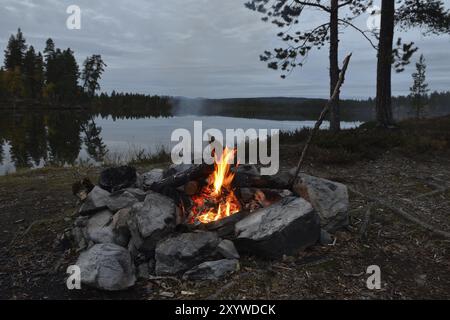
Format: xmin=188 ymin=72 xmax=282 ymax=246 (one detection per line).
xmin=288 ymin=53 xmax=353 ymax=188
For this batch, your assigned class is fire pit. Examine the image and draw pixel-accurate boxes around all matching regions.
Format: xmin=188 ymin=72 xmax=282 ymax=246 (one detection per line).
xmin=70 ymin=152 xmax=350 ymax=291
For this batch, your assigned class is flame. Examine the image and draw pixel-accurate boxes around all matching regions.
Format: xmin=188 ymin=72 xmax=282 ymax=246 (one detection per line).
xmin=190 ymin=147 xmax=241 ymax=224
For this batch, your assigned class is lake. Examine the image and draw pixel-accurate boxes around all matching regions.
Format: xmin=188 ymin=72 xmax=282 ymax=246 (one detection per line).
xmin=0 ymin=113 xmax=362 ymax=175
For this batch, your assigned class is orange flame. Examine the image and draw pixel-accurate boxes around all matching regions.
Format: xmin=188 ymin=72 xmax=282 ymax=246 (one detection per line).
xmin=190 ymin=147 xmax=241 ymax=224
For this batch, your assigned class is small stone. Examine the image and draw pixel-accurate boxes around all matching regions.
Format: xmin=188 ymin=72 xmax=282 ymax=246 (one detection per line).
xmin=183 ymin=259 xmax=239 ymax=281
xmin=79 ymin=186 xmax=111 ymax=216
xmin=76 ymin=243 xmax=136 ymax=291
xmin=111 ymin=208 xmax=132 ymax=247
xmin=137 ymin=263 xmax=150 ymax=280
xmin=159 ymin=291 xmax=175 ymax=298
xmin=107 ymin=191 xmax=139 ymax=212
xmin=217 ymin=239 xmax=240 ymax=259
xmin=141 ymin=169 xmax=164 ymax=188
xmin=319 ymin=229 xmax=333 ymax=245
xmin=123 ymin=188 xmax=147 ymax=201
xmin=415 ymin=274 xmax=427 ymax=287
xmin=86 ymin=210 xmax=115 ymax=244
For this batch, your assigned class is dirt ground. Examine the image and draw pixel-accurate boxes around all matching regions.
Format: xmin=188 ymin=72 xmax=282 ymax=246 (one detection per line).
xmin=0 ymin=149 xmax=449 ymax=300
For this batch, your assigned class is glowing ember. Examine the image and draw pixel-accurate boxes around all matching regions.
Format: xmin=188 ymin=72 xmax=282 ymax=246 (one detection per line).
xmin=190 ymin=147 xmax=241 ymax=224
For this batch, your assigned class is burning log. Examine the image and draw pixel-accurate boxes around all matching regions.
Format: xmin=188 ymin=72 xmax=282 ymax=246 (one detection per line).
xmin=184 ymin=181 xmax=199 ymax=196
xmin=146 ymin=163 xmax=213 ymax=193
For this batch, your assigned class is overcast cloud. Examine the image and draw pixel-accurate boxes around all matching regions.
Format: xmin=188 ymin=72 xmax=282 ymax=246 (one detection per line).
xmin=1 ymin=0 xmax=449 ymax=98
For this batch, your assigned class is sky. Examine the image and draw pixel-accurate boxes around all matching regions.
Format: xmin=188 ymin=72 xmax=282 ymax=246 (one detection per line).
xmin=1 ymin=0 xmax=449 ymax=99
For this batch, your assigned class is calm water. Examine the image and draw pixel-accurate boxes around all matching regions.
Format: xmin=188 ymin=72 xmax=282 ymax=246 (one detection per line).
xmin=0 ymin=113 xmax=361 ymax=175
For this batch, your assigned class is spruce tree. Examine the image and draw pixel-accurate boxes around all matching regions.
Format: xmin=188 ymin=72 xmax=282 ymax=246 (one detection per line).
xmin=409 ymin=54 xmax=429 ymax=118
xmin=3 ymin=28 xmax=27 ymax=71
xmin=82 ymin=55 xmax=107 ymax=97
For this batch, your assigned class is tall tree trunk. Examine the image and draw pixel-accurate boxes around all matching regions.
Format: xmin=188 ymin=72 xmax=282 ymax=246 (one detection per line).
xmin=376 ymin=0 xmax=395 ymax=127
xmin=329 ymin=0 xmax=340 ymax=132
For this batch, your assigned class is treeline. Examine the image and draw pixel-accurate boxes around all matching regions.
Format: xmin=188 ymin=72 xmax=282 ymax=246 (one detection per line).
xmin=172 ymin=92 xmax=450 ymax=121
xmin=0 ymin=28 xmax=105 ymax=105
xmin=91 ymin=91 xmax=173 ymax=119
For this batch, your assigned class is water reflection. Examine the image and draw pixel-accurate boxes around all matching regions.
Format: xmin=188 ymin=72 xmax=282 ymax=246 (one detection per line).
xmin=0 ymin=110 xmax=363 ymax=175
xmin=0 ymin=110 xmax=107 ymax=173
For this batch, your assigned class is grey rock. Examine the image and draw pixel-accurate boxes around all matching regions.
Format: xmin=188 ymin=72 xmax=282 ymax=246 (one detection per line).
xmin=291 ymin=172 xmax=349 ymax=232
xmin=163 ymin=164 xmax=195 ymax=178
xmin=75 ymin=209 xmax=130 ymax=247
xmin=128 ymin=192 xmax=176 ymax=252
xmin=141 ymin=169 xmax=164 ymax=188
xmin=137 ymin=262 xmax=150 ymax=280
xmin=319 ymin=229 xmax=333 ymax=245
xmin=111 ymin=208 xmax=132 ymax=247
xmin=217 ymin=239 xmax=240 ymax=259
xmin=86 ymin=210 xmax=115 ymax=244
xmin=234 ymin=197 xmax=320 ymax=258
xmin=76 ymin=243 xmax=136 ymax=291
xmin=183 ymin=259 xmax=239 ymax=281
xmin=155 ymin=232 xmax=220 ymax=276
xmin=127 ymin=240 xmax=138 ymax=259
xmin=79 ymin=186 xmax=111 ymax=215
xmin=107 ymin=191 xmax=139 ymax=212
xmin=123 ymin=188 xmax=147 ymax=201
xmin=72 ymin=216 xmax=89 ymax=249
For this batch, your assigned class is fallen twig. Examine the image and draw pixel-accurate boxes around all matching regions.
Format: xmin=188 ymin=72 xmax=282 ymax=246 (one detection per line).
xmin=349 ymin=187 xmax=450 ymax=239
xmin=416 ymin=187 xmax=449 ymax=200
xmin=359 ymin=205 xmax=373 ymax=240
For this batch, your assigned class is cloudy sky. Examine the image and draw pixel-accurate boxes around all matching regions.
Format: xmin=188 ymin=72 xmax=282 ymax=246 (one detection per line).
xmin=1 ymin=0 xmax=449 ymax=99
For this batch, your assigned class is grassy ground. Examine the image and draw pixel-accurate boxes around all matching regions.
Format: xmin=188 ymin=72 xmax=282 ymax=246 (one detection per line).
xmin=1 ymin=117 xmax=449 ymax=300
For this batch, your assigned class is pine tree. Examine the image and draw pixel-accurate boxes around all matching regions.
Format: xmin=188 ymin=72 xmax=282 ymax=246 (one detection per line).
xmin=409 ymin=54 xmax=429 ymax=118
xmin=245 ymin=1 xmax=374 ymax=132
xmin=82 ymin=55 xmax=107 ymax=97
xmin=375 ymin=0 xmax=450 ymax=127
xmin=4 ymin=28 xmax=27 ymax=71
xmin=23 ymin=46 xmax=37 ymax=98
xmin=43 ymin=38 xmax=56 ymax=84
xmin=34 ymin=52 xmax=45 ymax=99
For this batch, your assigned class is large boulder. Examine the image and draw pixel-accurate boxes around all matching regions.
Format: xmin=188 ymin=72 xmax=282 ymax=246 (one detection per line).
xmin=155 ymin=232 xmax=221 ymax=276
xmin=99 ymin=166 xmax=137 ymax=192
xmin=234 ymin=197 xmax=320 ymax=258
xmin=79 ymin=186 xmax=111 ymax=216
xmin=291 ymin=173 xmax=349 ymax=232
xmin=128 ymin=192 xmax=176 ymax=253
xmin=76 ymin=243 xmax=136 ymax=291
xmin=183 ymin=259 xmax=239 ymax=281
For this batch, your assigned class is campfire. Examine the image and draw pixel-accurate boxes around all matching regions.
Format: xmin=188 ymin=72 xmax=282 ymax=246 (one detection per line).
xmin=71 ymin=159 xmax=349 ymax=290
xmin=189 ymin=147 xmax=241 ymax=224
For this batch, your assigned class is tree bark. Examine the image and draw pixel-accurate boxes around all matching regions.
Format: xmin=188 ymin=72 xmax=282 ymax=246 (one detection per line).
xmin=329 ymin=0 xmax=340 ymax=132
xmin=375 ymin=0 xmax=395 ymax=127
